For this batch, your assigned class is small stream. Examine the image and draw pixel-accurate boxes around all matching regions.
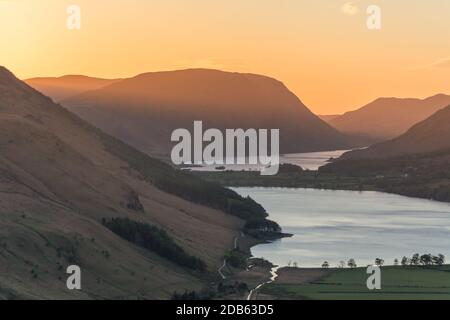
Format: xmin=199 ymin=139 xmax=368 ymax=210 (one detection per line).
xmin=247 ymin=266 xmax=280 ymax=300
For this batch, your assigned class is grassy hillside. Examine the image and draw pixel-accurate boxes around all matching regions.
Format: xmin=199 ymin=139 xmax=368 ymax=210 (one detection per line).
xmin=94 ymin=126 xmax=268 ymax=221
xmin=195 ymin=149 xmax=450 ymax=203
xmin=321 ymin=149 xmax=450 ymax=202
xmin=0 ymin=66 xmax=270 ymax=299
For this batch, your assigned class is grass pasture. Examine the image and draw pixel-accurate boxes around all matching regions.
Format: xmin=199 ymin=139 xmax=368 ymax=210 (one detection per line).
xmin=261 ymin=266 xmax=450 ymax=300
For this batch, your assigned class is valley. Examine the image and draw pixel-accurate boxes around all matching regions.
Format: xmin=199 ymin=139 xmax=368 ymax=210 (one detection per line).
xmin=3 ymin=67 xmax=450 ymax=301
xmin=0 ymin=66 xmax=280 ymax=299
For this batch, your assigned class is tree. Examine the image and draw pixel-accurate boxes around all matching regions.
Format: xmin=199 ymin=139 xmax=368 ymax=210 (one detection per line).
xmin=437 ymin=254 xmax=445 ymax=266
xmin=401 ymin=256 xmax=409 ymax=267
xmin=338 ymin=260 xmax=345 ymax=268
xmin=347 ymin=258 xmax=357 ymax=268
xmin=225 ymin=250 xmax=247 ymax=269
xmin=293 ymin=262 xmax=298 ymax=268
xmin=394 ymin=259 xmax=399 ymax=266
xmin=322 ymin=261 xmax=329 ymax=269
xmin=375 ymin=258 xmax=384 ymax=266
xmin=411 ymin=253 xmax=420 ymax=266
xmin=103 ymin=218 xmax=206 ymax=271
xmin=420 ymin=254 xmax=432 ymax=266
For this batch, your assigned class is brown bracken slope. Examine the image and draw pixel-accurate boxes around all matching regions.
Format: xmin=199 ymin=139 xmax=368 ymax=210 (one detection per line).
xmin=1 ymin=66 xmax=244 ymax=299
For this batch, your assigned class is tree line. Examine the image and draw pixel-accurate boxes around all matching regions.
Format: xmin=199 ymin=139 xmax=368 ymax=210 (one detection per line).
xmin=400 ymin=253 xmax=445 ymax=267
xmin=319 ymin=253 xmax=445 ymax=269
xmin=99 ymin=129 xmax=268 ymax=221
xmin=103 ymin=217 xmax=206 ymax=271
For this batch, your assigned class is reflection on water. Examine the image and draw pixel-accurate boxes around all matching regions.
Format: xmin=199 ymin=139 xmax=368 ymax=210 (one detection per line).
xmin=234 ymin=187 xmax=450 ymax=268
xmin=280 ymin=150 xmax=349 ymax=170
xmin=188 ymin=150 xmax=349 ymax=172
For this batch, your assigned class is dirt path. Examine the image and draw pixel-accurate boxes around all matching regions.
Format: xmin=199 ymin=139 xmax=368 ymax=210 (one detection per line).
xmin=218 ymin=259 xmax=227 ymax=280
xmin=217 ymin=233 xmax=242 ymax=280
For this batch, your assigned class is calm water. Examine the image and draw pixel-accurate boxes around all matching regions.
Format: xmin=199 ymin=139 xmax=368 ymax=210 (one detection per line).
xmin=189 ymin=149 xmax=348 ymax=172
xmin=234 ymin=187 xmax=450 ymax=268
xmin=280 ymin=150 xmax=348 ymax=170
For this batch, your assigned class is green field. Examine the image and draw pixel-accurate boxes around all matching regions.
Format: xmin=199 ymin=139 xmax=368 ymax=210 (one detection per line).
xmin=261 ymin=266 xmax=450 ymax=300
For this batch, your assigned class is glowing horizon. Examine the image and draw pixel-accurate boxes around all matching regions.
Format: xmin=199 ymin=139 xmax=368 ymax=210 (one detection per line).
xmin=1 ymin=0 xmax=449 ymax=114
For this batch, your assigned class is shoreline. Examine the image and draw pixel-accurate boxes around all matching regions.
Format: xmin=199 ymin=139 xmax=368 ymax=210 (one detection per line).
xmin=230 ymin=188 xmax=450 ymax=299
xmin=194 ymin=170 xmax=450 ymax=205
xmin=235 ymin=231 xmax=288 ymax=300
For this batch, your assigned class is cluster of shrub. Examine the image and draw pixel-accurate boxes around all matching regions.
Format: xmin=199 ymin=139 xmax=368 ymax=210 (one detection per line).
xmin=171 ymin=290 xmax=206 ymax=300
xmin=102 ymin=218 xmax=206 ymax=271
xmin=399 ymin=253 xmax=445 ymax=267
xmin=217 ymin=281 xmax=248 ymax=296
xmin=243 ymin=218 xmax=282 ymax=239
xmin=224 ymin=250 xmax=248 ymax=269
xmin=278 ymin=163 xmax=304 ymax=174
xmin=171 ymin=282 xmax=249 ymax=300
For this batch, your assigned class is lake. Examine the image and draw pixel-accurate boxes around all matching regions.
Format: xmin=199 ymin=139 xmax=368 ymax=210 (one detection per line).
xmin=234 ymin=187 xmax=450 ymax=268
xmin=188 ymin=149 xmax=349 ymax=172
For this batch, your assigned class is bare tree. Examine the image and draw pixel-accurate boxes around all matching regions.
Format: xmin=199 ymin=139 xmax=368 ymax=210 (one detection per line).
xmin=347 ymin=258 xmax=357 ymax=268
xmin=437 ymin=254 xmax=445 ymax=266
xmin=420 ymin=254 xmax=432 ymax=266
xmin=375 ymin=258 xmax=384 ymax=266
xmin=401 ymin=256 xmax=409 ymax=267
xmin=411 ymin=253 xmax=420 ymax=266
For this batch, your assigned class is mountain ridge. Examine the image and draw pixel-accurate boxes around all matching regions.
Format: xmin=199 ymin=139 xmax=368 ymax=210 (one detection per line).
xmin=328 ymin=94 xmax=450 ymax=141
xmin=39 ymin=68 xmax=366 ymax=159
xmin=1 ymin=66 xmax=260 ymax=299
xmin=25 ymin=74 xmax=121 ymax=102
xmin=340 ymin=104 xmax=450 ymax=159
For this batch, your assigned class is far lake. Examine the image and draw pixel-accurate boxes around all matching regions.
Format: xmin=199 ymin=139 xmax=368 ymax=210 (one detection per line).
xmin=234 ymin=187 xmax=450 ymax=268
xmin=188 ymin=150 xmax=349 ymax=172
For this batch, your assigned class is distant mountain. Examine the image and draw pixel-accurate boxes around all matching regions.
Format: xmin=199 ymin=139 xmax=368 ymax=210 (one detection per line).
xmin=319 ymin=114 xmax=340 ymax=122
xmin=25 ymin=75 xmax=121 ymax=102
xmin=53 ymin=69 xmax=362 ymax=159
xmin=0 ymin=66 xmax=266 ymax=299
xmin=328 ymin=94 xmax=450 ymax=141
xmin=341 ymin=105 xmax=450 ymax=159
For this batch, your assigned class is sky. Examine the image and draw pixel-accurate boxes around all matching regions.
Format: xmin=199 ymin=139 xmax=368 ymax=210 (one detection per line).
xmin=0 ymin=0 xmax=449 ymax=114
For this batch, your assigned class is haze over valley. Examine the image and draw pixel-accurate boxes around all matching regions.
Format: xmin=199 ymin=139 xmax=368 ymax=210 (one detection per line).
xmin=2 ymin=0 xmax=450 ymax=302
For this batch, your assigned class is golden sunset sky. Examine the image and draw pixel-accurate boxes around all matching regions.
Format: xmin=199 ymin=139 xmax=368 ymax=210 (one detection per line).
xmin=1 ymin=0 xmax=449 ymax=114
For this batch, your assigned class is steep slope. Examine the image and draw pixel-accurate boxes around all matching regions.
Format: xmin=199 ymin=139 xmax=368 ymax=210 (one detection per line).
xmin=58 ymin=69 xmax=359 ymax=159
xmin=340 ymin=105 xmax=450 ymax=159
xmin=0 ymin=66 xmax=259 ymax=299
xmin=329 ymin=94 xmax=450 ymax=141
xmin=25 ymin=75 xmax=121 ymax=102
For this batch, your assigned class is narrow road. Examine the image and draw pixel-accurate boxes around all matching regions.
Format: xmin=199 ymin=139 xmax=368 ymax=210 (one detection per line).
xmin=217 ymin=233 xmax=242 ymax=280
xmin=218 ymin=259 xmax=227 ymax=280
